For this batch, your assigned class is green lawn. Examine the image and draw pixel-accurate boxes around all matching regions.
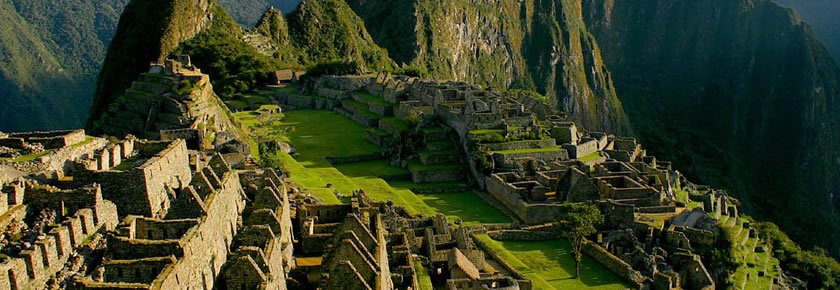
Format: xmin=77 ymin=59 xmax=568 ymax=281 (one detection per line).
xmin=579 ymin=151 xmax=604 ymax=162
xmin=414 ymin=261 xmax=434 ymax=290
xmin=237 ymin=110 xmax=508 ymax=225
xmin=1 ymin=149 xmax=56 ymax=162
xmin=475 ymin=235 xmax=629 ymax=290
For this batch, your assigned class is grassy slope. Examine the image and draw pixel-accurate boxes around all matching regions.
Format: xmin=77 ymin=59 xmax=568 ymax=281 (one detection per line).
xmin=475 ymin=234 xmax=629 ymax=290
xmin=237 ymin=109 xmax=509 ymax=225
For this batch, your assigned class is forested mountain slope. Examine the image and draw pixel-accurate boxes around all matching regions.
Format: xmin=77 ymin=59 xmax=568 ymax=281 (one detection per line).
xmin=582 ymin=0 xmax=840 ymax=256
xmin=0 ymin=0 xmax=128 ymax=131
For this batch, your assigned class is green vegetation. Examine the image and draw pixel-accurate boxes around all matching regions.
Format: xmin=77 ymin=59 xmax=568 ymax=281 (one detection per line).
xmin=755 ymin=222 xmax=840 ymax=288
xmin=475 ymin=235 xmax=628 ymax=289
xmin=413 ymin=261 xmax=434 ymax=290
xmin=238 ymin=109 xmax=507 ymax=225
xmin=287 ymin=0 xmax=395 ymax=72
xmin=175 ymin=6 xmax=281 ymax=100
xmin=380 ymin=117 xmax=409 ymax=131
xmin=1 ymin=149 xmax=56 ymax=163
xmin=578 ymin=151 xmax=603 ymax=162
xmin=552 ymin=203 xmax=604 ymax=278
xmin=354 ymin=91 xmax=391 ymax=107
xmin=0 ymin=0 xmax=128 ymax=131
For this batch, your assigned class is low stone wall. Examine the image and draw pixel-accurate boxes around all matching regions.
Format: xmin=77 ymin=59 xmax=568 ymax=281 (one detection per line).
xmin=478 ymin=139 xmax=557 ymax=152
xmin=487 ymin=230 xmax=559 ymax=241
xmin=275 ymin=92 xmax=339 ymax=110
xmin=419 ymin=152 xmax=458 ymax=165
xmin=317 ymin=75 xmax=372 ymax=91
xmin=324 ymin=154 xmax=382 ymax=164
xmin=582 ymin=240 xmax=647 ymax=288
xmin=364 ymin=130 xmax=391 ymax=147
xmin=492 ymin=149 xmax=568 ymax=168
xmin=351 ymin=93 xmax=393 ymax=116
xmin=379 ymin=119 xmax=405 ymax=136
xmin=411 ymin=167 xmax=464 ymax=183
xmin=316 ymin=87 xmax=346 ymax=100
xmin=471 ymin=234 xmax=533 ymax=290
xmin=637 ymin=205 xmax=677 ymax=213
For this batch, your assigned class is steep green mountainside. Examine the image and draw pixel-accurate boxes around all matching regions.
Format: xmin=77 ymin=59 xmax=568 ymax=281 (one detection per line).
xmin=87 ymin=0 xmax=215 ymax=131
xmin=582 ymin=0 xmax=840 ymax=255
xmin=0 ymin=0 xmax=128 ymax=131
xmin=287 ymin=0 xmax=395 ymax=71
xmin=774 ymin=0 xmax=840 ymax=61
xmin=89 ymin=0 xmax=395 ymax=134
xmin=347 ymin=0 xmax=632 ymax=134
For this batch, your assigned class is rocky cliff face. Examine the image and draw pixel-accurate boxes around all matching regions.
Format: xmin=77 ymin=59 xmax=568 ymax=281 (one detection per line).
xmin=347 ymin=0 xmax=632 ymax=134
xmin=87 ymin=0 xmax=214 ymax=131
xmin=582 ymin=0 xmax=840 ymax=254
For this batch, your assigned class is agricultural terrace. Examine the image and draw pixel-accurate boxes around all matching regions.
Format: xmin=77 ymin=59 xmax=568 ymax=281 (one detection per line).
xmin=235 ymin=109 xmax=509 ymax=225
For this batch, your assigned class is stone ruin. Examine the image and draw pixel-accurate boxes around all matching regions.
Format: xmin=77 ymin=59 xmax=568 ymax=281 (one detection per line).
xmin=92 ymin=55 xmax=242 ymax=146
xmin=0 ymin=124 xmax=531 ymax=289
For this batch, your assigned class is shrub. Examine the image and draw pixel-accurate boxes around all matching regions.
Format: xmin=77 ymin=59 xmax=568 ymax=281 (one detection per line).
xmin=394 ymin=65 xmax=429 ymax=78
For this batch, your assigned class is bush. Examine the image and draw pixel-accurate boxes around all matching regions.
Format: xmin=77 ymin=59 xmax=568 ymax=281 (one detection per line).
xmin=394 ymin=65 xmax=429 ymax=78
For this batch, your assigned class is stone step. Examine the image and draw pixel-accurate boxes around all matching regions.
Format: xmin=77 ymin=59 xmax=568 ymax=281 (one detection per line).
xmin=425 ymin=140 xmax=455 ymax=152
xmin=352 ymin=91 xmax=394 ymax=116
xmin=421 ymin=127 xmax=447 ymax=142
xmin=418 ymin=150 xmax=459 ymax=165
xmin=408 ymin=161 xmax=465 ymax=184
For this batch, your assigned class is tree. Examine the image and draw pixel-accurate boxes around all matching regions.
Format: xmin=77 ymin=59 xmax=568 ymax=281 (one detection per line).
xmin=552 ymin=202 xmax=604 ymax=278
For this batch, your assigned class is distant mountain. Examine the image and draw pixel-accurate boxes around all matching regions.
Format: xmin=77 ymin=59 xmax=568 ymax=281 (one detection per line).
xmin=0 ymin=0 xmax=128 ymax=131
xmin=774 ymin=0 xmax=840 ymax=61
xmin=216 ymin=0 xmax=303 ymax=27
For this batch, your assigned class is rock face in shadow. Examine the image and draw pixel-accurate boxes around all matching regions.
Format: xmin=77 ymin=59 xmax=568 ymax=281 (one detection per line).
xmin=582 ymin=0 xmax=840 ymax=254
xmin=347 ymin=0 xmax=633 ymax=135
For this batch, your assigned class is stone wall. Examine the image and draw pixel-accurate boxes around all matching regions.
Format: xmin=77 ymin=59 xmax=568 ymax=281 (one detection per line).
xmin=136 ymin=139 xmax=191 ymax=218
xmin=7 ymin=129 xmax=86 ymax=149
xmin=478 ymin=139 xmax=557 ymax=152
xmin=486 ymin=230 xmax=559 ymax=241
xmin=1 ymin=137 xmax=107 ymax=179
xmin=492 ymin=149 xmax=568 ymax=168
xmin=410 ymin=167 xmax=464 ymax=183
xmin=470 ymin=234 xmax=533 ymax=290
xmin=562 ymin=138 xmax=599 ymax=159
xmin=0 ymin=201 xmax=118 ymax=290
xmin=582 ymin=240 xmax=647 ymax=288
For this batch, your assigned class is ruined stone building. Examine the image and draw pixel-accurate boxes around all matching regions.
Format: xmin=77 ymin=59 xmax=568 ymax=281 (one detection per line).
xmin=91 ymin=56 xmax=242 ymax=145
